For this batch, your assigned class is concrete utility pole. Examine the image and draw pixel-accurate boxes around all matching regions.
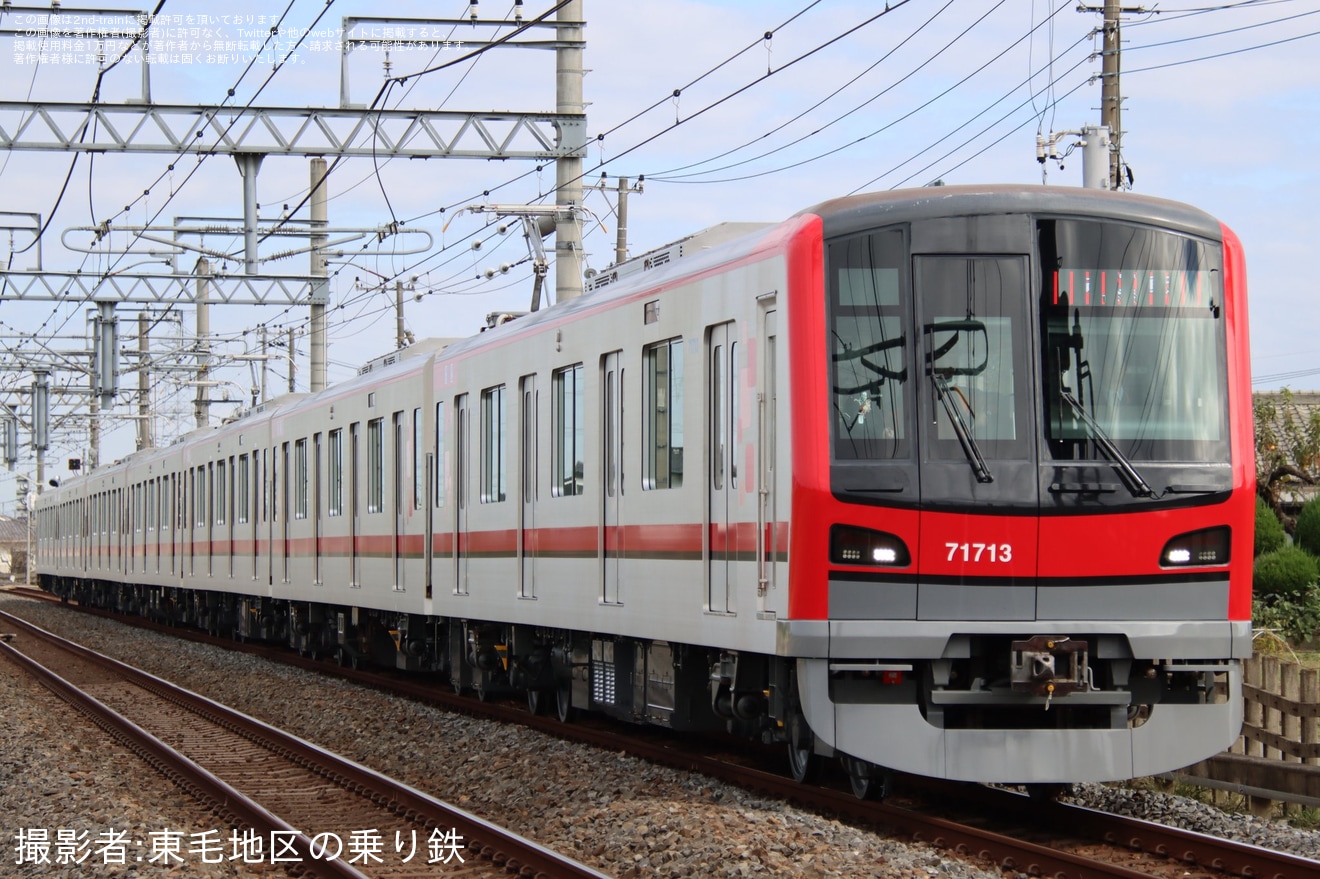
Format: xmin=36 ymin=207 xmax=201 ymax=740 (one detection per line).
xmin=588 ymin=174 xmax=643 ymax=264
xmin=614 ymin=176 xmax=630 ymax=265
xmin=1079 ymin=0 xmax=1142 ymax=189
xmin=396 ymin=281 xmax=406 ymax=349
xmin=1101 ymin=0 xmax=1123 ymax=190
xmin=287 ymin=328 xmax=296 ymax=394
xmin=260 ymin=326 xmax=269 ymax=403
xmin=31 ymin=369 xmax=47 ymax=497
xmin=137 ymin=312 xmax=152 ymax=451
xmin=194 ymin=259 xmax=210 ymax=429
xmin=87 ymin=392 xmax=100 ymax=471
xmin=309 ymin=158 xmax=329 ymax=392
xmin=555 ymin=0 xmax=585 ymax=302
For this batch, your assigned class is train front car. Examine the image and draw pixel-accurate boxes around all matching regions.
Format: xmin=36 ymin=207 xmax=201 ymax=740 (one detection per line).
xmin=786 ymin=186 xmax=1251 ymax=788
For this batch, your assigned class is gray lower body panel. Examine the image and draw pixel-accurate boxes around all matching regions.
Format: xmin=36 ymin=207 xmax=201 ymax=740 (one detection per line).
xmin=778 ymin=618 xmax=1252 ymax=660
xmin=798 ymin=656 xmax=1244 ymax=783
xmin=829 ymin=577 xmax=1231 ymax=623
xmin=780 ymin=615 xmax=1249 ymax=783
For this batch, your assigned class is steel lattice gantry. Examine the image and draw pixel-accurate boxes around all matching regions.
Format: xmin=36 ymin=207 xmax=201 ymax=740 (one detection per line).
xmin=0 ymin=271 xmax=326 ymax=305
xmin=0 ymin=101 xmax=587 ymax=160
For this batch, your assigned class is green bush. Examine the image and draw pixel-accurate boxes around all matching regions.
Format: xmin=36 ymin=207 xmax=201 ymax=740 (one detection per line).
xmin=1256 ymin=496 xmax=1287 ymax=557
xmin=1253 ymin=546 xmax=1319 ymax=597
xmin=1296 ymin=497 xmax=1320 ymax=557
xmin=1254 ymin=586 xmax=1320 ymax=645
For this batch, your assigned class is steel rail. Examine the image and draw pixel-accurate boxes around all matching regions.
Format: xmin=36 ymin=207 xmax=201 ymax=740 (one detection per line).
xmin=12 ymin=589 xmax=1320 ymax=878
xmin=0 ymin=608 xmax=608 ymax=879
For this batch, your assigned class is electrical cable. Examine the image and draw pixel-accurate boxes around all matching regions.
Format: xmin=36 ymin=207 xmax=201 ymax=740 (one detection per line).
xmin=646 ymin=0 xmax=969 ymax=181
xmin=648 ymin=0 xmax=1072 ymax=185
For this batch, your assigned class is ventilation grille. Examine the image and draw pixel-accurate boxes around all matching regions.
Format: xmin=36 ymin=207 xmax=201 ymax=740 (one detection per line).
xmin=591 ymin=659 xmax=616 ymax=705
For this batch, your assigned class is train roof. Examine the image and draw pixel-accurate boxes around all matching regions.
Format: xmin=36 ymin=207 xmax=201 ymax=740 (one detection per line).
xmin=803 ymin=184 xmax=1225 ymax=242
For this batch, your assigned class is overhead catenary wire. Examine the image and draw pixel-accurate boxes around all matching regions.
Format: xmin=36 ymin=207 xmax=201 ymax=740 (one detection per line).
xmin=186 ymin=0 xmax=1320 ymax=353
xmin=647 ymin=0 xmax=1075 ymax=185
xmin=194 ymin=0 xmax=1080 ymax=361
xmin=7 ymin=1 xmax=1309 ymax=464
xmin=5 ymin=0 xmax=330 ymax=355
xmin=644 ymin=0 xmax=975 ymax=181
xmin=0 ymin=0 xmax=341 ymax=466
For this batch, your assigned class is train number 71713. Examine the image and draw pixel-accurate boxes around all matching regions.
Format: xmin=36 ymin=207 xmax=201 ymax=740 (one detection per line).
xmin=945 ymin=542 xmax=1013 ymax=563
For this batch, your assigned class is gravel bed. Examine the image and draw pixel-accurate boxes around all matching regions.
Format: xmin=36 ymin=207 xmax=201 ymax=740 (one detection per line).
xmin=3 ymin=591 xmax=1318 ymax=876
xmin=1062 ymin=783 xmax=1320 ymax=860
xmin=0 ymin=635 xmax=291 ymax=878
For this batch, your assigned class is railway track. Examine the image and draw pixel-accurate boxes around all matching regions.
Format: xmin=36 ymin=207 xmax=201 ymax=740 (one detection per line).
xmin=10 ymin=588 xmax=1320 ymax=879
xmin=0 ymin=607 xmax=607 ymax=879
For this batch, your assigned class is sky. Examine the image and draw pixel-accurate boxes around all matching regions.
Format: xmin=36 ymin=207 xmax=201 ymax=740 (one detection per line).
xmin=0 ymin=0 xmax=1317 ymax=512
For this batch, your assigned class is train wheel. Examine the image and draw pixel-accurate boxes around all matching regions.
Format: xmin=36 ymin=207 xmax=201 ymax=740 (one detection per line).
xmin=787 ymin=740 xmax=818 ymax=784
xmin=526 ymin=687 xmax=550 ymax=716
xmin=786 ymin=718 xmax=819 ymax=784
xmin=555 ymin=681 xmax=576 ymax=723
xmin=844 ymin=757 xmax=891 ymax=801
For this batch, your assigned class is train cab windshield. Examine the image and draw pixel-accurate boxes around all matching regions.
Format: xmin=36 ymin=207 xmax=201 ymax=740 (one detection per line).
xmin=1038 ymin=218 xmax=1228 ymax=466
xmin=828 ymin=214 xmax=1229 ymax=507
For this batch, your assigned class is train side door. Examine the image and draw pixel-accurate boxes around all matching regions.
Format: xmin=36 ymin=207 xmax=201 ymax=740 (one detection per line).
xmin=454 ymin=394 xmax=470 ymax=595
xmin=349 ymin=424 xmax=361 ymax=588
xmin=519 ymin=374 xmax=538 ymax=600
xmin=313 ymin=438 xmax=322 ymax=586
xmin=601 ymin=351 xmax=622 ymax=605
xmin=393 ymin=410 xmax=405 ymax=591
xmin=226 ymin=460 xmax=235 ymax=581
xmin=424 ymin=449 xmax=434 ymax=601
xmin=279 ymin=442 xmax=290 ymax=584
xmin=189 ymin=470 xmax=197 ymax=578
xmin=707 ymin=322 xmax=738 ymax=615
xmin=757 ymin=307 xmax=779 ymax=615
xmin=251 ymin=456 xmax=260 ymax=583
xmin=205 ymin=465 xmax=213 ymax=578
xmin=913 ymin=255 xmax=1039 ymax=611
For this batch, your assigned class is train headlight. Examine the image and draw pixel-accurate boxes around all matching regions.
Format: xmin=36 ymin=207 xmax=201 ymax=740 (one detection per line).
xmin=1160 ymin=526 xmax=1230 ymax=567
xmin=830 ymin=525 xmax=911 ymax=567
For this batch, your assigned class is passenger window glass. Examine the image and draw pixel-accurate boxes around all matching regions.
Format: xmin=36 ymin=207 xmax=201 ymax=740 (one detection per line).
xmin=828 ymin=229 xmax=909 ymax=461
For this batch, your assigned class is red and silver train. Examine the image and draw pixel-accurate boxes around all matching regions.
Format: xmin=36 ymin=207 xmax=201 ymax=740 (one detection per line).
xmin=36 ymin=185 xmax=1252 ymax=794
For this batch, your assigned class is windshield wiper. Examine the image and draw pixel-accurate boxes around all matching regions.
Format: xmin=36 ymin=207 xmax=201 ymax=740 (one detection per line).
xmin=932 ymin=374 xmax=993 ymax=483
xmin=1059 ymin=389 xmax=1154 ymax=498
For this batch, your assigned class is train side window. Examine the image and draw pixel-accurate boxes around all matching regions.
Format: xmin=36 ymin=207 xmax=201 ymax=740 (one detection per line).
xmin=272 ymin=450 xmax=280 ymax=523
xmin=328 ymin=430 xmax=343 ymax=517
xmin=367 ymin=418 xmax=384 ymax=514
xmin=216 ymin=460 xmax=227 ymax=525
xmin=294 ymin=438 xmax=309 ymax=519
xmin=481 ymin=384 xmax=507 ymax=503
xmin=643 ymin=337 xmax=684 ymax=490
xmin=195 ymin=467 xmax=207 ymax=527
xmin=413 ymin=408 xmax=423 ymax=511
xmin=237 ymin=454 xmax=250 ymax=524
xmin=731 ymin=341 xmax=739 ymax=489
xmin=552 ymin=364 xmax=585 ymax=497
xmin=827 ymin=227 xmax=910 ymax=461
xmin=434 ymin=402 xmax=446 ymax=508
xmin=280 ymin=443 xmax=290 ymax=525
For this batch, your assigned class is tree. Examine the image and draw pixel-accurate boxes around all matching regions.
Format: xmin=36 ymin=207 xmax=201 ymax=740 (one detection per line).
xmin=1254 ymin=389 xmax=1320 ymax=527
